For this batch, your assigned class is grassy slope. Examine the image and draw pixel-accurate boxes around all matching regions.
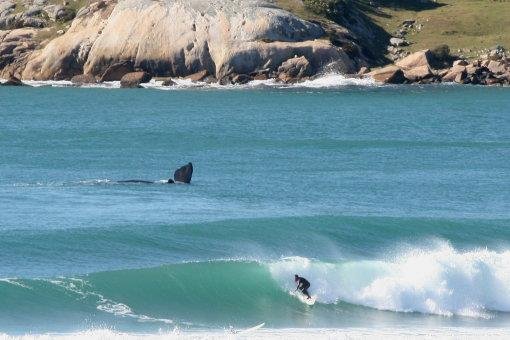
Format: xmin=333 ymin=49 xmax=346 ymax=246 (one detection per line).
xmin=277 ymin=0 xmax=510 ymax=60
xmin=370 ymin=0 xmax=510 ymax=58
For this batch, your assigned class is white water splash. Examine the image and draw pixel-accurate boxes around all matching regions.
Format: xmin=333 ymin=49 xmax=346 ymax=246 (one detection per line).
xmin=269 ymin=243 xmax=510 ymax=318
xmin=4 ymin=72 xmax=376 ymax=90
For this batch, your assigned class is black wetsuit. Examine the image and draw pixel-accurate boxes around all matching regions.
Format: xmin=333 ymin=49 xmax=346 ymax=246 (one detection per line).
xmin=296 ymin=277 xmax=311 ymax=298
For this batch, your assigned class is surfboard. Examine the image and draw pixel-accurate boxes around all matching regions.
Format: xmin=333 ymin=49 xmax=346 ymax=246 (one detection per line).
xmin=235 ymin=322 xmax=265 ymax=335
xmin=290 ymin=291 xmax=316 ymax=306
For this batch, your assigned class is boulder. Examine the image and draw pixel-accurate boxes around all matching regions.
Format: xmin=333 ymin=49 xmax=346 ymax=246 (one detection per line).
xmin=367 ymin=65 xmax=406 ymax=84
xmin=55 ymin=6 xmax=75 ymax=21
xmin=21 ymin=16 xmax=46 ymax=28
xmin=100 ymin=60 xmax=134 ymax=82
xmin=501 ymin=72 xmax=510 ymax=83
xmin=23 ymin=7 xmax=43 ymax=17
xmin=389 ymin=37 xmax=407 ymax=47
xmin=387 ymin=45 xmax=399 ymax=54
xmin=454 ymin=70 xmax=467 ymax=84
xmin=403 ymin=65 xmax=432 ymax=81
xmin=489 ymin=45 xmax=506 ymax=60
xmin=174 ymin=162 xmax=193 ymax=184
xmin=480 ymin=59 xmax=490 ymax=68
xmin=71 ymin=73 xmax=97 ymax=84
xmin=218 ymin=75 xmax=233 ymax=85
xmin=231 ymin=74 xmax=252 ymax=85
xmin=1 ymin=75 xmax=23 ymax=86
xmin=396 ymin=49 xmax=432 ymax=69
xmin=2 ymin=28 xmax=37 ymax=42
xmin=452 ymin=60 xmax=468 ymax=67
xmin=357 ymin=66 xmax=370 ymax=75
xmin=402 ymin=19 xmax=415 ymax=27
xmin=442 ymin=65 xmax=466 ymax=82
xmin=253 ymin=73 xmax=268 ymax=80
xmin=487 ymin=60 xmax=507 ymax=75
xmin=161 ymin=78 xmax=176 ymax=86
xmin=120 ymin=71 xmax=152 ymax=88
xmin=277 ymin=56 xmax=312 ymax=83
xmin=0 ymin=1 xmax=15 ymax=11
xmin=186 ymin=70 xmax=208 ymax=82
xmin=485 ymin=76 xmax=503 ymax=86
xmin=465 ymin=65 xmax=480 ymax=75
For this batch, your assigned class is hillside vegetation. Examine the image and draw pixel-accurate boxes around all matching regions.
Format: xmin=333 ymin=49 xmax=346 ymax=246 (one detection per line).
xmin=276 ymin=0 xmax=510 ymax=60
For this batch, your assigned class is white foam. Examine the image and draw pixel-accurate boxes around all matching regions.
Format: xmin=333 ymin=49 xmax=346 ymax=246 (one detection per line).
xmin=0 ymin=278 xmax=31 ymax=289
xmin=287 ymin=73 xmax=376 ymax=88
xmin=7 ymin=72 xmax=376 ymax=90
xmin=1 ymin=328 xmax=510 ymax=340
xmin=45 ymin=278 xmax=173 ymax=324
xmin=269 ymin=243 xmax=510 ymax=318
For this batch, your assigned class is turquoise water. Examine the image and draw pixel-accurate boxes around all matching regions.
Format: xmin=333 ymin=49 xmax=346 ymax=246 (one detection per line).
xmin=1 ymin=84 xmax=510 ymax=334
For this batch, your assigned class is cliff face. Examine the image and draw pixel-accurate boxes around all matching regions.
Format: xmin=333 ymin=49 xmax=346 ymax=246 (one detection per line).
xmin=0 ymin=0 xmax=361 ymax=81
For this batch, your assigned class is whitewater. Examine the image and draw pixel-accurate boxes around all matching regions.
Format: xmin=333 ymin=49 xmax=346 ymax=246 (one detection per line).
xmin=1 ymin=82 xmax=509 ymax=337
xmin=2 ymin=72 xmax=376 ymax=90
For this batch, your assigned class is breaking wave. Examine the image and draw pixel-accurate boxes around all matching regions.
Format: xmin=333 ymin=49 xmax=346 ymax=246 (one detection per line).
xmin=2 ymin=241 xmax=510 ymax=332
xmin=270 ymin=243 xmax=510 ymax=318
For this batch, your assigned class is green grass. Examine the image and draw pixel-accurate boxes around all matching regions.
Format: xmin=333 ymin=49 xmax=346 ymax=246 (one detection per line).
xmin=276 ymin=0 xmax=510 ymax=60
xmin=368 ymin=0 xmax=510 ymax=58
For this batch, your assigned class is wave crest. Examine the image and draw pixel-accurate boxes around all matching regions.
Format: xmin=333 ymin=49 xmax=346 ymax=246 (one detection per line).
xmin=269 ymin=243 xmax=510 ymax=317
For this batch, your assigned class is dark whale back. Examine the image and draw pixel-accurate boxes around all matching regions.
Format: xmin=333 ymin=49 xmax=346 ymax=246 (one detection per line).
xmin=117 ymin=180 xmax=154 ymax=184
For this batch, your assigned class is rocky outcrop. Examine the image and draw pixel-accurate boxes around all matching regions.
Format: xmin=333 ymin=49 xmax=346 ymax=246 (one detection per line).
xmin=366 ymin=65 xmax=405 ymax=84
xmin=186 ymin=70 xmax=209 ymax=82
xmin=174 ymin=162 xmax=193 ymax=184
xmin=1 ymin=0 xmax=506 ymax=87
xmin=120 ymin=71 xmax=151 ymax=88
xmin=0 ymin=74 xmax=23 ymax=85
xmin=386 ymin=19 xmax=424 ymax=61
xmin=161 ymin=78 xmax=176 ymax=86
xmin=100 ymin=60 xmax=133 ymax=81
xmin=4 ymin=0 xmax=357 ymax=83
xmin=366 ymin=48 xmax=510 ymax=85
xmin=71 ymin=73 xmax=97 ymax=84
xmin=0 ymin=0 xmax=79 ymax=30
xmin=231 ymin=73 xmax=252 ymax=85
xmin=277 ymin=55 xmax=312 ymax=83
xmin=0 ymin=27 xmax=38 ymax=78
xmin=395 ymin=49 xmax=432 ymax=69
xmin=21 ymin=0 xmax=116 ymax=80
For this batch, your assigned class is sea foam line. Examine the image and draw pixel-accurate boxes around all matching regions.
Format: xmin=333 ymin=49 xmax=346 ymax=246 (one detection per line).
xmin=5 ymin=73 xmax=376 ymax=90
xmin=2 ymin=327 xmax=510 ymax=340
xmin=44 ymin=278 xmax=173 ymax=325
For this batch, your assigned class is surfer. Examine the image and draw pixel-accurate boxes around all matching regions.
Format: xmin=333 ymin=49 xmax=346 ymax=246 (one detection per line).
xmin=294 ymin=274 xmax=311 ymax=299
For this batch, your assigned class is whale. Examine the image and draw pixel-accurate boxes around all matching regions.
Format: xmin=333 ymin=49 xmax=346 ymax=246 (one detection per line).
xmin=117 ymin=162 xmax=192 ymax=184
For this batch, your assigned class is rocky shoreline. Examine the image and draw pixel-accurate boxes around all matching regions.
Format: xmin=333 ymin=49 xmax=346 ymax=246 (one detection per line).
xmin=364 ymin=45 xmax=510 ymax=86
xmin=0 ymin=0 xmax=509 ymax=87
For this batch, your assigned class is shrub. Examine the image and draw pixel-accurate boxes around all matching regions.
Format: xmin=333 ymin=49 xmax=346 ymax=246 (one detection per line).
xmin=303 ymin=0 xmax=341 ymax=16
xmin=430 ymin=44 xmax=450 ymax=61
xmin=430 ymin=44 xmax=453 ymax=68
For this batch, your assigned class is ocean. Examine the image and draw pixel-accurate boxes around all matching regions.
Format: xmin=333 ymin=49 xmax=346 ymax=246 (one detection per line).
xmin=1 ymin=77 xmax=510 ymax=338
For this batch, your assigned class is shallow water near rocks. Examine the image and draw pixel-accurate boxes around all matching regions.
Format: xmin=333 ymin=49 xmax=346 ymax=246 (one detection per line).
xmin=1 ymin=83 xmax=510 ymax=337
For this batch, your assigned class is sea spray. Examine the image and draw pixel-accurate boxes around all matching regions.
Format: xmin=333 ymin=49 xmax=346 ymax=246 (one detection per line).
xmin=269 ymin=243 xmax=510 ymax=317
xmin=14 ymin=72 xmax=376 ymax=90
